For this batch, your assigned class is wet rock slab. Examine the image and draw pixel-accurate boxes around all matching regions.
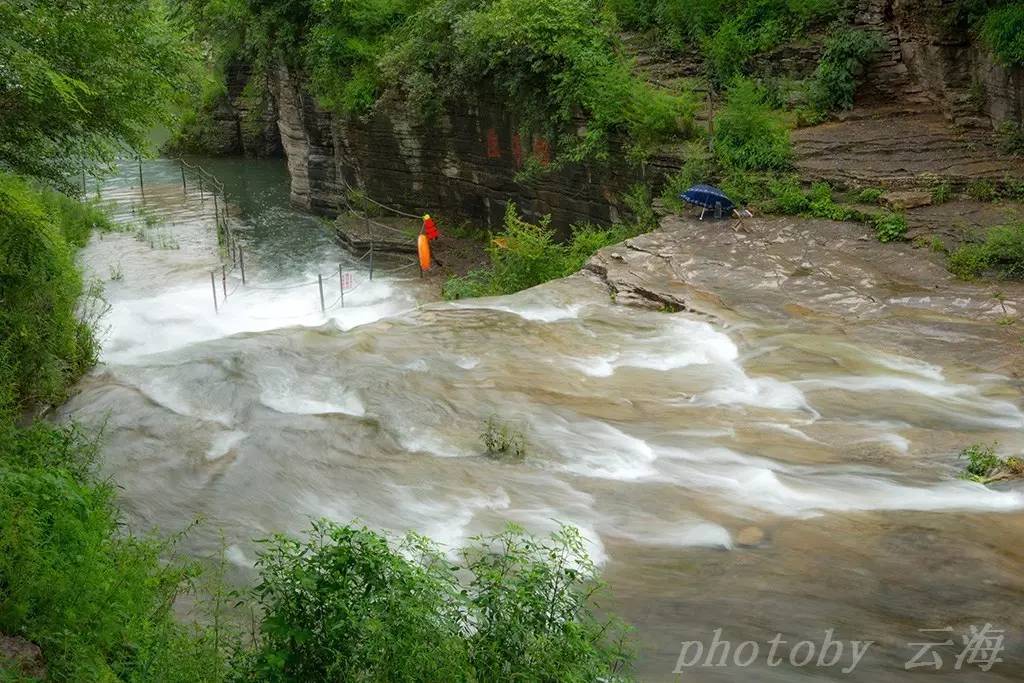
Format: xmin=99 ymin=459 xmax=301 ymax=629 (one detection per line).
xmin=585 ymin=214 xmax=1024 ymax=378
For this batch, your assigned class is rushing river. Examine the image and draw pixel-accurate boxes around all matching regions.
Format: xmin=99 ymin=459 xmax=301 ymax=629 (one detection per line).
xmin=63 ymin=159 xmax=1024 ymax=681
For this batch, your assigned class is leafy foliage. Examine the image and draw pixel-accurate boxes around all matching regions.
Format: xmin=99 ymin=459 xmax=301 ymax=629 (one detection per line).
xmin=0 ymin=0 xmax=200 ymax=188
xmin=805 ymin=28 xmax=883 ymax=114
xmin=0 ymin=173 xmax=113 ymax=416
xmin=873 ymin=212 xmax=908 ymax=243
xmin=713 ymin=79 xmax=792 ymax=171
xmin=235 ymin=521 xmax=631 ymax=682
xmin=948 ymin=222 xmax=1024 ymax=280
xmin=443 ymin=202 xmax=644 ymax=298
xmin=187 ymin=0 xmax=694 ymax=163
xmin=0 ymin=420 xmax=229 ymax=682
xmin=608 ymin=0 xmax=843 ymax=84
xmin=981 ymin=2 xmax=1024 ymax=66
xmin=481 ymin=416 xmax=527 ymax=459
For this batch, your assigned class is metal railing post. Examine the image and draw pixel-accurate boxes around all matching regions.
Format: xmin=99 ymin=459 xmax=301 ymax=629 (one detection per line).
xmin=180 ymin=161 xmax=187 ymax=194
xmin=367 ymin=215 xmax=374 ymax=281
xmin=210 ymin=271 xmax=218 ymax=314
xmin=222 ymin=265 xmax=227 ymax=298
xmin=338 ymin=264 xmax=344 ymax=308
xmin=239 ymin=248 xmax=246 ymax=285
xmin=318 ymin=274 xmax=325 ymax=313
xmin=137 ymin=156 xmax=145 ymax=200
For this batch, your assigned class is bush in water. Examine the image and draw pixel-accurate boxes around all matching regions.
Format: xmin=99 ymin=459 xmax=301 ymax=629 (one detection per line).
xmin=236 ymin=521 xmax=632 ymax=681
xmin=481 ymin=415 xmax=527 ymax=459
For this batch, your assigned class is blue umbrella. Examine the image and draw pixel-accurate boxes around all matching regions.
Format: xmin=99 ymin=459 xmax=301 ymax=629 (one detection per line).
xmin=678 ymin=184 xmax=736 ymax=217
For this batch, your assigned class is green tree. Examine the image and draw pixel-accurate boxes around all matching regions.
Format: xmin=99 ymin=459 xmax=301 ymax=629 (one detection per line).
xmin=0 ymin=0 xmax=200 ymax=188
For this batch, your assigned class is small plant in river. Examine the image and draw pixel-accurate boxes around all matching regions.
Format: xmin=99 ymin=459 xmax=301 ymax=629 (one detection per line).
xmin=481 ymin=415 xmax=527 ymax=459
xmin=958 ymin=442 xmax=1023 ymax=483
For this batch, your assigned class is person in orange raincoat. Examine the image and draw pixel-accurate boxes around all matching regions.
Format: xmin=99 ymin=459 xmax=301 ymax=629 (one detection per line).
xmin=422 ymin=214 xmax=439 ymax=240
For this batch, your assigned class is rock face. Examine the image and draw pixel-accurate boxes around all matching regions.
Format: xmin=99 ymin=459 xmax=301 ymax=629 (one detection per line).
xmin=584 ymin=214 xmax=1024 ymax=377
xmin=270 ymin=66 xmax=655 ymax=231
xmin=858 ymin=0 xmax=1024 ymax=127
xmin=263 ymin=3 xmax=1021 ymax=227
xmin=165 ymin=61 xmax=282 ymax=159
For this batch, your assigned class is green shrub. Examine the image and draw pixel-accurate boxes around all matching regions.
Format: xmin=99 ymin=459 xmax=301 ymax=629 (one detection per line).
xmin=996 ymin=119 xmax=1024 ymax=155
xmin=1002 ymin=176 xmax=1024 ymax=200
xmin=967 ymin=179 xmax=997 ymax=201
xmin=855 ymin=187 xmax=884 ymax=204
xmin=660 ymin=142 xmax=716 ymax=211
xmin=959 ymin=442 xmax=1005 ymax=481
xmin=239 ymin=521 xmax=631 ymax=681
xmin=948 ymin=243 xmax=990 ymax=279
xmin=713 ymin=78 xmax=792 ymax=171
xmin=765 ymin=177 xmax=810 ymax=214
xmin=873 ymin=212 xmax=908 ymax=242
xmin=0 ymin=420 xmax=229 ymax=681
xmin=931 ymin=181 xmax=953 ymax=204
xmin=806 ymin=28 xmax=884 ymax=114
xmin=981 ymin=2 xmax=1024 ymax=66
xmin=443 ymin=202 xmax=640 ymax=299
xmin=0 ymin=173 xmax=109 ymax=415
xmin=481 ymin=416 xmax=527 ymax=459
xmin=948 ymin=222 xmax=1024 ymax=279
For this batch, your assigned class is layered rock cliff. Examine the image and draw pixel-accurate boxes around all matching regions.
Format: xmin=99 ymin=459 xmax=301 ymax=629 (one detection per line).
xmin=211 ymin=1 xmax=1022 ymax=231
xmin=270 ymin=64 xmax=667 ymax=230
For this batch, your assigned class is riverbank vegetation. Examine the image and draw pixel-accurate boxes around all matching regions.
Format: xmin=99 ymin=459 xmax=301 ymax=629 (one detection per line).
xmin=959 ymin=442 xmax=1024 ymax=483
xmin=443 ymin=188 xmax=657 ymax=299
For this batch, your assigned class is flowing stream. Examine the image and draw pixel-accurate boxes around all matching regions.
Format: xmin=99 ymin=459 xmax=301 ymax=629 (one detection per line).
xmin=63 ymin=159 xmax=1024 ymax=681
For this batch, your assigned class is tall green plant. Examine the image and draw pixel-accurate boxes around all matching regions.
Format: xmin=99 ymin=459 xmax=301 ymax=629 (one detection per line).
xmin=806 ymin=27 xmax=883 ymax=114
xmin=713 ymin=78 xmax=792 ymax=171
xmin=0 ymin=173 xmax=109 ymax=414
xmin=238 ymin=521 xmax=631 ymax=681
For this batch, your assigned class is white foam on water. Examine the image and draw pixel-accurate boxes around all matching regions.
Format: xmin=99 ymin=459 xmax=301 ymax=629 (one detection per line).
xmin=755 ymin=422 xmax=819 ymax=442
xmin=451 ymin=299 xmax=585 ymax=322
xmin=100 ymin=274 xmax=410 ymax=363
xmin=796 ymin=375 xmax=1024 ymax=429
xmin=575 ymin=318 xmax=739 ymax=377
xmin=535 ymin=415 xmax=658 ymax=480
xmin=455 ymin=356 xmax=480 ymax=370
xmin=658 ymin=456 xmax=1024 ymax=517
xmin=394 ymin=424 xmax=476 ymax=459
xmin=856 ymin=432 xmax=911 ymax=454
xmin=225 ymin=544 xmax=253 ymax=569
xmin=695 ymin=373 xmax=813 ymax=414
xmin=258 ymin=369 xmax=366 ymax=417
xmin=132 ymin=373 xmax=234 ymax=427
xmin=387 ymin=484 xmax=513 ymax=552
xmin=871 ymin=353 xmax=946 ymax=381
xmin=604 ymin=509 xmax=733 ymax=550
xmin=206 ymin=430 xmax=247 ymax=461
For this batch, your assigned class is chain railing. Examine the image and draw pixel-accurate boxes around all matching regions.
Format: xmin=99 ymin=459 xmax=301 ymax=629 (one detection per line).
xmin=167 ymin=160 xmax=427 ymax=316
